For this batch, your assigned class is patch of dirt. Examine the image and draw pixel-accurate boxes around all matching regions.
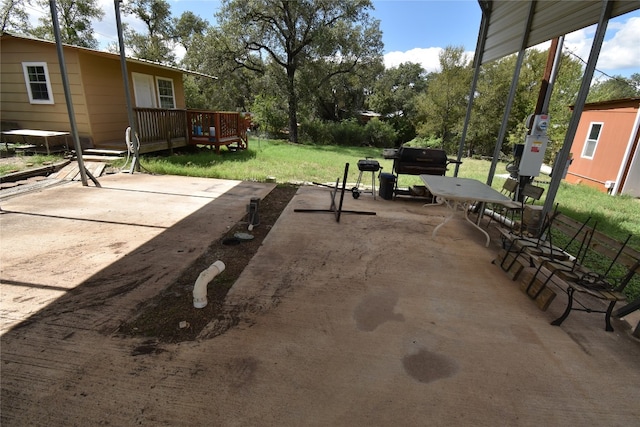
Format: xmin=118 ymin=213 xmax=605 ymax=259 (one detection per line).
xmin=116 ymin=184 xmax=298 ymax=343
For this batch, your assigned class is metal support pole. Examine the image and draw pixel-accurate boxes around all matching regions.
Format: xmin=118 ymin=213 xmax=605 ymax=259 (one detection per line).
xmin=542 ymin=0 xmax=613 ymax=219
xmin=455 ymin=4 xmax=490 ymax=177
xmin=115 ymin=0 xmax=140 ymax=173
xmin=486 ymin=0 xmax=537 ymax=187
xmin=50 ymin=0 xmax=100 ymax=187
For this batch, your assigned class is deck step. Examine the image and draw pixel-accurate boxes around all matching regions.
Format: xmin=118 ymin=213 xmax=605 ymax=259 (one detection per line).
xmin=83 ymin=148 xmax=127 ymax=156
xmin=80 ymin=155 xmax=124 ymax=161
xmin=52 ymin=161 xmax=107 ymax=181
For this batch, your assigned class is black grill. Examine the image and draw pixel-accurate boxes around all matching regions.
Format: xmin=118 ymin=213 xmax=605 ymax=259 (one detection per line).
xmin=357 ymin=159 xmax=381 ymax=172
xmin=393 ymin=147 xmax=451 ymax=176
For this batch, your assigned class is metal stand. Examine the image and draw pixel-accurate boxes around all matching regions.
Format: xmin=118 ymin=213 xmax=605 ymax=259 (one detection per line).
xmin=294 ymin=163 xmax=376 ymax=222
xmin=352 ymin=158 xmax=381 ymax=200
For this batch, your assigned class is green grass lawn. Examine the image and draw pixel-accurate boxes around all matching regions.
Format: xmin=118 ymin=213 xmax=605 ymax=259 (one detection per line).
xmin=136 ymin=138 xmax=639 ymax=239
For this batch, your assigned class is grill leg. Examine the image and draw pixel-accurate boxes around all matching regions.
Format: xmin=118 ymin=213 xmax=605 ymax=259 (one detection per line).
xmin=355 ymin=170 xmax=363 ymax=188
xmin=371 ymin=170 xmax=376 ymax=200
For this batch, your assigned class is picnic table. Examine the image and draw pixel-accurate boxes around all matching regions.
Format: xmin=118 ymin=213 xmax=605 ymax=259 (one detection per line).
xmin=2 ymin=129 xmax=69 ymax=155
xmin=421 ymin=175 xmax=512 ymax=247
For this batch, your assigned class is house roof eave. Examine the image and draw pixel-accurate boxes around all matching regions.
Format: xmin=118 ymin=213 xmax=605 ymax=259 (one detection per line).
xmin=1 ymin=31 xmax=218 ymax=80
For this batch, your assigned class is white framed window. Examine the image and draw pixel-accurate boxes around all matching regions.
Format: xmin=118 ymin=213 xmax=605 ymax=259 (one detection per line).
xmin=22 ymin=62 xmax=54 ymax=104
xmin=581 ymin=122 xmax=603 ymax=159
xmin=156 ymin=77 xmax=176 ymax=109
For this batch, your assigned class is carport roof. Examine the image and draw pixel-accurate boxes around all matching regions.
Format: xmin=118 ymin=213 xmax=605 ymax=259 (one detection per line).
xmin=478 ymin=0 xmax=640 ymax=64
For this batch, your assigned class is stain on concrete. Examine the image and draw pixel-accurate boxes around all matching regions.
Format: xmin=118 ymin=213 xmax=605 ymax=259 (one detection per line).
xmin=510 ymin=324 xmax=542 ymax=346
xmin=353 ymin=289 xmax=405 ymax=332
xmin=227 ymin=356 xmax=259 ymax=389
xmin=402 ymin=348 xmax=458 ymax=383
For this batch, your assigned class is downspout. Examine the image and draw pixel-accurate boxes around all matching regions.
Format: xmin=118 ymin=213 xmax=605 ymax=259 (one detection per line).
xmin=612 ymin=105 xmax=640 ymax=195
xmin=193 ymin=261 xmax=226 ymax=309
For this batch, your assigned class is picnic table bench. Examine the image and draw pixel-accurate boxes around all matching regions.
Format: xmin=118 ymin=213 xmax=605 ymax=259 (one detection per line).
xmin=494 ymin=212 xmax=640 ymax=333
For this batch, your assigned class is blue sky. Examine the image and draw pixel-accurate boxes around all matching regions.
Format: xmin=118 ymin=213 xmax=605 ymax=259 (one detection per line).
xmin=27 ymin=1 xmax=640 ymax=78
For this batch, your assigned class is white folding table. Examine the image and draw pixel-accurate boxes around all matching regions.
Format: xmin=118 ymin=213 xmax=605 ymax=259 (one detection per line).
xmin=2 ymin=129 xmax=69 ymax=155
xmin=420 ymin=175 xmax=513 ymax=247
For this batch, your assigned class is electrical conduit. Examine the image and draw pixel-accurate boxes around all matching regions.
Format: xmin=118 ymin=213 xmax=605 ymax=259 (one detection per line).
xmin=193 ymin=260 xmax=226 ymax=309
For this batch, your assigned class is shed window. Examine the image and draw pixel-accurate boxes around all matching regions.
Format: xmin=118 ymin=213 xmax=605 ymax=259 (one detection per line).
xmin=156 ymin=78 xmax=175 ymax=109
xmin=22 ymin=62 xmax=54 ymax=104
xmin=582 ymin=123 xmax=602 ymax=159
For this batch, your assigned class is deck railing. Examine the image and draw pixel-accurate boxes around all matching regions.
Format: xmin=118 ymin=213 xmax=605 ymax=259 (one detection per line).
xmin=133 ymin=108 xmax=187 ymax=143
xmin=186 ymin=110 xmax=249 ymax=153
xmin=132 ymin=108 xmax=249 ymax=154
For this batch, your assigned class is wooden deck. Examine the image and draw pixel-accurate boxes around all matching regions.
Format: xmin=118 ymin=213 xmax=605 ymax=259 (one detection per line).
xmin=89 ymin=109 xmax=249 ymax=155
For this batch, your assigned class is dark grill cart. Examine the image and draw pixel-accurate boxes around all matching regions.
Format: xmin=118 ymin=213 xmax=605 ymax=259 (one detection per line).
xmin=383 ymin=147 xmax=462 ymax=199
xmin=352 ymin=158 xmax=382 ymax=199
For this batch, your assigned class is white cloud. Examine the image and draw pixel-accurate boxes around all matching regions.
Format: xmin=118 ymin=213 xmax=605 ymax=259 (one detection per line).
xmin=598 ymin=16 xmax=640 ymax=71
xmin=387 ymin=14 xmax=639 ymax=77
xmin=555 ymin=16 xmax=640 ymax=75
xmin=384 ymin=47 xmax=473 ymax=72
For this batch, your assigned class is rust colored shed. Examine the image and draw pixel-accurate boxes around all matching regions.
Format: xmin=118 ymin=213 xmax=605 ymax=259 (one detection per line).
xmin=566 ymin=98 xmax=640 ymax=197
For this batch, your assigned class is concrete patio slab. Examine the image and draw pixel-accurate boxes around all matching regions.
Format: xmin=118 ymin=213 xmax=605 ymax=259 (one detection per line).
xmin=1 ymin=174 xmax=638 ymax=426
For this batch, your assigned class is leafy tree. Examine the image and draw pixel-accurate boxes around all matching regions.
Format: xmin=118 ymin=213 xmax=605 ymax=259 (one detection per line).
xmin=1 ymin=0 xmax=31 ymax=33
xmin=173 ymin=11 xmax=208 ymax=51
xmin=31 ymin=0 xmax=103 ymax=48
xmin=181 ymin=26 xmax=266 ymax=111
xmin=544 ymin=52 xmax=583 ymax=160
xmin=122 ymin=0 xmax=176 ymax=64
xmin=414 ymin=46 xmax=472 ymax=152
xmin=298 ymin=54 xmax=383 ymax=122
xmin=369 ymin=62 xmax=427 ymax=116
xmin=587 ymin=74 xmax=640 ymax=102
xmin=368 ymin=62 xmax=427 ymax=144
xmin=466 ymin=55 xmax=514 ymax=156
xmin=216 ymin=0 xmax=383 ymax=143
xmin=251 ymin=93 xmax=288 ymax=136
xmin=466 ymin=49 xmax=583 ymax=159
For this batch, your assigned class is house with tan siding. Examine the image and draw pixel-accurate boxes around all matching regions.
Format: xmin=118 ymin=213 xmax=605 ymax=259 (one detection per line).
xmin=0 ymin=32 xmax=231 ymax=154
xmin=566 ymin=98 xmax=640 ymax=197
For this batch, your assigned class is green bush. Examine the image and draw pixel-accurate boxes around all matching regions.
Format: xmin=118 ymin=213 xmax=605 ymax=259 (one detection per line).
xmin=386 ymin=115 xmax=416 ymax=146
xmin=299 ymin=118 xmax=334 ymax=145
xmin=251 ymin=94 xmax=288 ymax=137
xmin=403 ymin=136 xmax=443 ymax=149
xmin=364 ymin=118 xmax=397 ymax=148
xmin=300 ymin=117 xmax=397 ymax=147
xmin=330 ymin=118 xmax=366 ymax=146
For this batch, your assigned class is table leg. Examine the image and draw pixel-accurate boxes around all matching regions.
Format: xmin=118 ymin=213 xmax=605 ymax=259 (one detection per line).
xmin=43 ymin=136 xmax=50 ymax=155
xmin=463 ymin=202 xmax=491 ymax=247
xmin=431 ymin=199 xmax=491 ymax=247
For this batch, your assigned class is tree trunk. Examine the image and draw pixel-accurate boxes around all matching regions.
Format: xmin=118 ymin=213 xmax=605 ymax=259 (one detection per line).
xmin=286 ymin=66 xmax=298 ymax=143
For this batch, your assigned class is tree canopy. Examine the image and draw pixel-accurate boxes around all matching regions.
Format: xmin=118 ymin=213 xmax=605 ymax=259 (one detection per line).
xmin=1 ymin=0 xmax=30 ymax=33
xmin=215 ymin=0 xmax=384 ymax=142
xmin=30 ymin=0 xmax=103 ymax=49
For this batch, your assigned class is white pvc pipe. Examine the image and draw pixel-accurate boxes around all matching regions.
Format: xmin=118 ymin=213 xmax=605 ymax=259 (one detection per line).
xmin=483 ymin=208 xmax=515 ymax=229
xmin=193 ymin=260 xmax=226 ymax=309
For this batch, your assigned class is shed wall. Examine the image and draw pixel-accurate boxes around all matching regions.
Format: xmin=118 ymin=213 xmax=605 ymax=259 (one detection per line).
xmin=566 ymin=104 xmax=639 ymax=193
